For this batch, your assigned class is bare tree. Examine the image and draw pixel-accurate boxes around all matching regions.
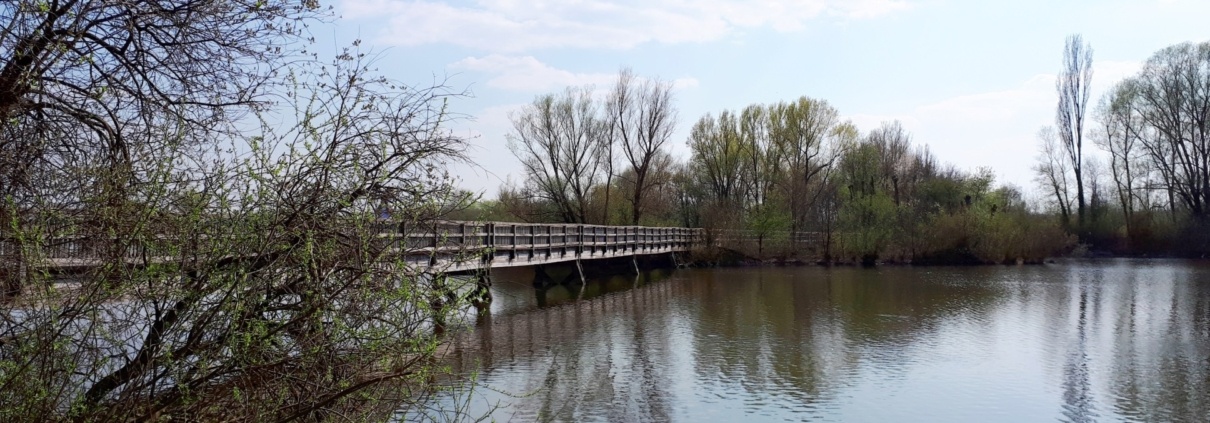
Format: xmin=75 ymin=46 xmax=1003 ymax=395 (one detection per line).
xmin=865 ymin=121 xmax=914 ymax=206
xmin=1055 ymin=34 xmax=1095 ymax=228
xmin=508 ymin=86 xmax=607 ymax=224
xmin=1094 ymin=80 xmax=1149 ymax=233
xmin=1132 ymin=42 xmax=1210 ymax=221
xmin=1035 ymin=126 xmax=1074 ymax=225
xmin=0 ymin=0 xmax=319 ymax=200
xmin=606 ymin=69 xmax=678 ymax=225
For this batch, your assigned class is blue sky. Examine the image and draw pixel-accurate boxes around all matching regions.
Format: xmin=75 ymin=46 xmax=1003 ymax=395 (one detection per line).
xmin=327 ymin=0 xmax=1210 ymax=198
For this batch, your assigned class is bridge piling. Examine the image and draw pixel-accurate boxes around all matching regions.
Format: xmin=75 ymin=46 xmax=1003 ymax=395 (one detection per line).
xmin=574 ymin=259 xmax=586 ymax=285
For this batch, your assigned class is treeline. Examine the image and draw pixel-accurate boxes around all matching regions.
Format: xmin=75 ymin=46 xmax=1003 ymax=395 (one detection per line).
xmin=474 ymin=72 xmax=1072 ymax=264
xmin=1036 ymin=37 xmax=1210 ymax=256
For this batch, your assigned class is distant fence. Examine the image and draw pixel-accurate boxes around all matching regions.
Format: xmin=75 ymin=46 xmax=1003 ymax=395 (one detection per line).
xmin=706 ymin=229 xmax=827 ymax=257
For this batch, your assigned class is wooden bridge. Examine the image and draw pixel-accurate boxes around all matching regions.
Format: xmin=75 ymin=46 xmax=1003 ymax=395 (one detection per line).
xmin=396 ymin=222 xmax=701 ymax=274
xmin=1 ymin=221 xmax=704 ymax=279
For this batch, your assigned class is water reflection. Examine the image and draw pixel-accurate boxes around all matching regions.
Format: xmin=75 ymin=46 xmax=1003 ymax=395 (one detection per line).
xmin=424 ymin=260 xmax=1210 ymax=422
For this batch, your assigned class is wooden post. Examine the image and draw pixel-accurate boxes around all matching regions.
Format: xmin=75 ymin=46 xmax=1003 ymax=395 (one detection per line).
xmin=574 ymin=259 xmax=586 ymax=284
xmin=576 ymin=224 xmax=584 ymax=257
xmin=507 ymin=224 xmax=516 ymax=261
xmin=634 ymin=226 xmax=643 ymax=252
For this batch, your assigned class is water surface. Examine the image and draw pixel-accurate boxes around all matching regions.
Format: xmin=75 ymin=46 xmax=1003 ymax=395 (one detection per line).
xmin=427 ymin=259 xmax=1210 ymax=422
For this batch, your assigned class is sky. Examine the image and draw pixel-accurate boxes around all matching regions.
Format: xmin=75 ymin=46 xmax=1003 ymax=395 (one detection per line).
xmin=325 ymin=0 xmax=1210 ymax=198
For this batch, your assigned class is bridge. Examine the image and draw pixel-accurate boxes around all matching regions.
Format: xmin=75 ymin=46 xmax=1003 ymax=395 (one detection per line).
xmin=1 ymin=221 xmax=704 ymax=295
xmin=396 ymin=222 xmax=701 ymax=275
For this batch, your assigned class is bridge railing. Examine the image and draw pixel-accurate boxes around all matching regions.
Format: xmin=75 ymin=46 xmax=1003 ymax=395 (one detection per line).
xmin=2 ymin=221 xmax=705 ymax=272
xmin=381 ymin=221 xmax=703 ymax=269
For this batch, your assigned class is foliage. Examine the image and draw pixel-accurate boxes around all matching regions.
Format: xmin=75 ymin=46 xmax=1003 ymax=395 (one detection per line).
xmin=0 ymin=1 xmax=478 ymax=420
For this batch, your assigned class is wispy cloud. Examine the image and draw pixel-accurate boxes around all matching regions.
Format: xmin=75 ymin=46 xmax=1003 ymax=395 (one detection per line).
xmin=450 ymin=54 xmax=700 ymax=93
xmin=342 ymin=0 xmax=914 ymax=52
xmin=450 ymin=55 xmax=617 ymax=92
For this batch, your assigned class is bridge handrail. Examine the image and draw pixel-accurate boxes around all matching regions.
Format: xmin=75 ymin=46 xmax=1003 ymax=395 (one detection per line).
xmin=2 ymin=221 xmax=706 ymax=268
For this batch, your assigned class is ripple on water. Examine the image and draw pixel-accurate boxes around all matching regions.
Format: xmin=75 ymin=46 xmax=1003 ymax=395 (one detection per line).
xmin=415 ymin=263 xmax=1210 ymax=423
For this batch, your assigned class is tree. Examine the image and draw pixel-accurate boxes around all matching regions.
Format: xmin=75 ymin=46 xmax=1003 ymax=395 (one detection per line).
xmin=835 ymin=141 xmax=897 ymax=264
xmin=1131 ymin=42 xmax=1210 ymax=221
xmin=606 ymin=69 xmax=678 ymax=225
xmin=1055 ymin=34 xmax=1095 ymax=229
xmin=688 ymin=111 xmax=746 ymax=205
xmin=739 ymin=104 xmax=776 ymax=208
xmin=0 ymin=1 xmax=480 ymax=419
xmin=0 ymin=0 xmax=320 ymax=203
xmin=1094 ymin=80 xmax=1148 ymax=235
xmin=1035 ymin=126 xmax=1074 ymax=226
xmin=864 ymin=121 xmax=913 ymax=206
xmin=507 ymin=86 xmax=607 ymax=224
xmin=766 ymin=97 xmax=847 ymax=236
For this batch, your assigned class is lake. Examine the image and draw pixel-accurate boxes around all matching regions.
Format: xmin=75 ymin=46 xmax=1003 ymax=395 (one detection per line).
xmin=419 ymin=259 xmax=1210 ymax=422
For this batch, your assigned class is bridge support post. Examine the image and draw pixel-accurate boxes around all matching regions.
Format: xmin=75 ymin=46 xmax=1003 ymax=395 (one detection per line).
xmin=631 ymin=256 xmax=640 ymax=275
xmin=574 ymin=259 xmax=586 ymax=285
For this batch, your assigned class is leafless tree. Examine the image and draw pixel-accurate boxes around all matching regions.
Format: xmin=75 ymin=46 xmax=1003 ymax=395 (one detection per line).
xmin=865 ymin=121 xmax=914 ymax=206
xmin=1055 ymin=34 xmax=1095 ymax=228
xmin=1035 ymin=126 xmax=1074 ymax=226
xmin=1094 ymin=80 xmax=1149 ymax=232
xmin=606 ymin=69 xmax=678 ymax=225
xmin=507 ymin=86 xmax=607 ymax=224
xmin=0 ymin=0 xmax=319 ymax=201
xmin=1131 ymin=42 xmax=1210 ymax=221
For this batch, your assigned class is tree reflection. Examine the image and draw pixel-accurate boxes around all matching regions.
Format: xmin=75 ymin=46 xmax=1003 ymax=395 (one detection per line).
xmin=432 ymin=261 xmax=1210 ymax=422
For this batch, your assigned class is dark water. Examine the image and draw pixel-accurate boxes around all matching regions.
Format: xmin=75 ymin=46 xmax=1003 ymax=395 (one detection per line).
xmin=426 ymin=260 xmax=1210 ymax=422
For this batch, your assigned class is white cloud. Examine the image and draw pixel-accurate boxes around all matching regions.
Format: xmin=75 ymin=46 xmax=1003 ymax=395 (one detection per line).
xmin=450 ymin=55 xmax=616 ymax=92
xmin=341 ymin=0 xmax=914 ymax=52
xmin=917 ymin=74 xmax=1054 ymax=124
xmin=450 ymin=54 xmax=699 ymax=94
